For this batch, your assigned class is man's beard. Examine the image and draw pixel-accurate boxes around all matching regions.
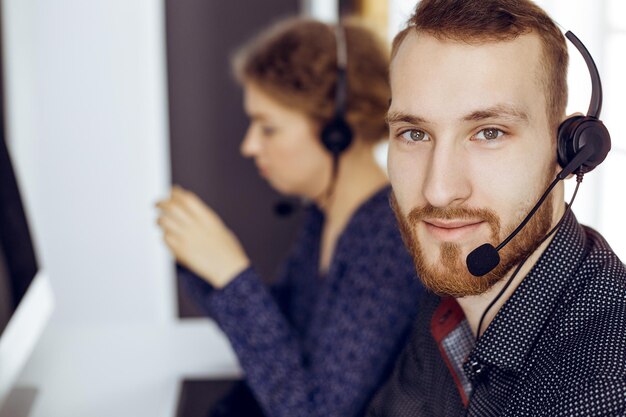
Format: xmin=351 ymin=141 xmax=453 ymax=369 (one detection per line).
xmin=391 ymin=184 xmax=554 ymax=298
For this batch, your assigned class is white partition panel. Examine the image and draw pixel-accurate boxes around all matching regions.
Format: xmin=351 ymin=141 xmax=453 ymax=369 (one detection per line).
xmin=2 ymin=0 xmax=240 ymax=416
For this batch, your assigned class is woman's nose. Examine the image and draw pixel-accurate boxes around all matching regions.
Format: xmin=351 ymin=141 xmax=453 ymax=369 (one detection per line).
xmin=240 ymin=126 xmax=261 ymax=158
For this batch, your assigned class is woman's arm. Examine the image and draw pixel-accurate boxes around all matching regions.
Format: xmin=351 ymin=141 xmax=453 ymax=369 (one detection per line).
xmin=207 ymin=213 xmax=422 ymax=417
xmin=157 ymin=186 xmax=422 ymax=417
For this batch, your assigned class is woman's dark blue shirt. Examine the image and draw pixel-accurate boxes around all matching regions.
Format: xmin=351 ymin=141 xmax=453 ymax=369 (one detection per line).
xmin=180 ymin=186 xmax=423 ymax=417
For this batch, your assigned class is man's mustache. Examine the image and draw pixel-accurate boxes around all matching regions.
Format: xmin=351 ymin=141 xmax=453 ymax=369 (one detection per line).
xmin=406 ymin=204 xmax=501 ymax=232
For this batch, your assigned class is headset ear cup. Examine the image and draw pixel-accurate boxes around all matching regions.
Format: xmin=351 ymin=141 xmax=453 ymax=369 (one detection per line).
xmin=557 ymin=115 xmax=611 ymax=174
xmin=557 ymin=115 xmax=584 ymax=169
xmin=321 ymin=117 xmax=353 ymax=156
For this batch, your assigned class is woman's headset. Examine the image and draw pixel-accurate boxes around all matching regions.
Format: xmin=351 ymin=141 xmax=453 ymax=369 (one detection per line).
xmin=320 ymin=24 xmax=353 ymax=158
xmin=274 ymin=24 xmax=353 ymax=216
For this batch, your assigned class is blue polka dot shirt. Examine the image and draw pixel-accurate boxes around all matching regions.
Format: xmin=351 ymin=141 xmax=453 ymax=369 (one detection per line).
xmin=367 ymin=210 xmax=626 ymax=416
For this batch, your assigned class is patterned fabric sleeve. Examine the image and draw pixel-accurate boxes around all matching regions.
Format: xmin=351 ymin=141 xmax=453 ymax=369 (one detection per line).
xmin=177 ymin=265 xmax=213 ymax=314
xmin=177 ymin=259 xmax=293 ymax=320
xmin=204 ymin=206 xmax=422 ymax=417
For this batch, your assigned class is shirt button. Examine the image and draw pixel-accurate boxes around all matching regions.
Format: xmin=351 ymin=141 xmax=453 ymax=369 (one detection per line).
xmin=470 ymin=360 xmax=485 ymax=376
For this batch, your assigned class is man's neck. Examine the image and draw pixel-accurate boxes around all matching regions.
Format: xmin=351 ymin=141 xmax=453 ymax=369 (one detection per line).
xmin=456 ymin=226 xmax=559 ymax=338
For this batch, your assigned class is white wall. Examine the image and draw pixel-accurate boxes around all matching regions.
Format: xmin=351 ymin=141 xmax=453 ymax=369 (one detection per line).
xmin=2 ymin=1 xmax=239 ymax=416
xmin=302 ymin=0 xmax=338 ymax=22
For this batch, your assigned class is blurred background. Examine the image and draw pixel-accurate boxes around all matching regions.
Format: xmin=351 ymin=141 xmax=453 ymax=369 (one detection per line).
xmin=1 ymin=0 xmax=624 ymax=416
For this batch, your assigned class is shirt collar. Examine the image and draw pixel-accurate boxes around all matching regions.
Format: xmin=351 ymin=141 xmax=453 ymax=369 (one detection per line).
xmin=466 ymin=210 xmax=587 ymax=374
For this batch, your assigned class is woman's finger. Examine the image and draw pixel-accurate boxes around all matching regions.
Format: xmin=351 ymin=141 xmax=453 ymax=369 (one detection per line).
xmin=163 ymin=231 xmax=182 ymax=252
xmin=156 ymin=212 xmax=184 ymax=236
xmin=170 ymin=186 xmax=202 ymax=219
xmin=171 ymin=186 xmax=221 ymax=226
xmin=157 ymin=199 xmax=192 ymax=226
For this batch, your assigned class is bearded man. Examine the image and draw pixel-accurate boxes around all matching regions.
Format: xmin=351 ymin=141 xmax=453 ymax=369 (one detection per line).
xmin=367 ymin=0 xmax=626 ymax=415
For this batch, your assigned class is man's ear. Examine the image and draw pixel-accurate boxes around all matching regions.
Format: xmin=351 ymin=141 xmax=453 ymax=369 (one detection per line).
xmin=556 ymin=112 xmax=585 ymax=178
xmin=565 ymin=111 xmax=584 ymax=120
xmin=559 ymin=112 xmax=585 ymax=128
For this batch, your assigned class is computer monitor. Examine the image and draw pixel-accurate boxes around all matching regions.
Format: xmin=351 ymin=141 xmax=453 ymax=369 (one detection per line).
xmin=0 ymin=11 xmax=53 ymax=407
xmin=0 ymin=122 xmax=54 ymax=410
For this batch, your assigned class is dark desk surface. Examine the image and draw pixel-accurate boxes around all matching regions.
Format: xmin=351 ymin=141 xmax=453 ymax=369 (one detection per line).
xmin=177 ymin=378 xmax=266 ymax=417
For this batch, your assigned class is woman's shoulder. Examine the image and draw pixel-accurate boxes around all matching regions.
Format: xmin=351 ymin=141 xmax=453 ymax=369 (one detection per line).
xmin=336 ymin=186 xmax=411 ymax=264
xmin=335 ymin=185 xmax=421 ymax=289
xmin=346 ymin=185 xmax=400 ymax=236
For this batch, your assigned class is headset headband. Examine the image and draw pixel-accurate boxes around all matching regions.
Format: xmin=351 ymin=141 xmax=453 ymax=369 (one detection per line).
xmin=334 ymin=24 xmax=348 ymax=118
xmin=564 ymin=31 xmax=602 ymax=119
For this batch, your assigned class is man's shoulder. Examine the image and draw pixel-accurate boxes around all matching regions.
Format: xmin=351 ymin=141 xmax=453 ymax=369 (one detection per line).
xmin=580 ymin=224 xmax=626 ymax=276
xmin=547 ymin=225 xmax=626 ymax=375
xmin=516 ymin=228 xmax=626 ymax=414
xmin=560 ymin=223 xmax=626 ymax=300
xmin=570 ymin=224 xmax=626 ymax=308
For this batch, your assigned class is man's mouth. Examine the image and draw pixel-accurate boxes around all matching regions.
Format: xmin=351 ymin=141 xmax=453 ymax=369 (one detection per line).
xmin=422 ymin=219 xmax=485 ymax=241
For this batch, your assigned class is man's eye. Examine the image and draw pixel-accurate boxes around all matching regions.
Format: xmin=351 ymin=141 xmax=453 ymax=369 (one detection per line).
xmin=400 ymin=129 xmax=429 ymax=142
xmin=475 ymin=128 xmax=504 ymax=141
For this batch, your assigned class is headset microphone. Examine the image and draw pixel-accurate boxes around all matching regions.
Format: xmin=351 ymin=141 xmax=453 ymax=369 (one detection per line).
xmin=466 ymin=149 xmax=586 ymax=276
xmin=466 ymin=243 xmax=500 ymax=278
xmin=274 ymin=200 xmax=296 ymax=217
xmin=466 ymin=31 xmax=611 ymax=277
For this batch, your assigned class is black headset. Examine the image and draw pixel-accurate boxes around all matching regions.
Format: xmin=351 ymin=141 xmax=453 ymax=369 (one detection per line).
xmin=320 ymin=24 xmax=353 ymax=158
xmin=556 ymin=31 xmax=611 ymax=175
xmin=467 ymin=30 xmax=612 ymax=278
xmin=471 ymin=30 xmax=613 ymax=338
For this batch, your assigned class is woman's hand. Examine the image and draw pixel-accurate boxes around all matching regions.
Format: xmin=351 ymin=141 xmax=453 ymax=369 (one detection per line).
xmin=156 ymin=186 xmax=250 ymax=288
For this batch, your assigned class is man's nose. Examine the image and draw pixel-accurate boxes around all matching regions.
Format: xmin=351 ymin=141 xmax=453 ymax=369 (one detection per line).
xmin=422 ymin=141 xmax=471 ymax=208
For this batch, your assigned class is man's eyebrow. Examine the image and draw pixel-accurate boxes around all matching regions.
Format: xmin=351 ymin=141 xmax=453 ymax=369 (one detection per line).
xmin=385 ymin=111 xmax=428 ymax=126
xmin=463 ymin=105 xmax=529 ymax=123
xmin=386 ymin=105 xmax=529 ymax=127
